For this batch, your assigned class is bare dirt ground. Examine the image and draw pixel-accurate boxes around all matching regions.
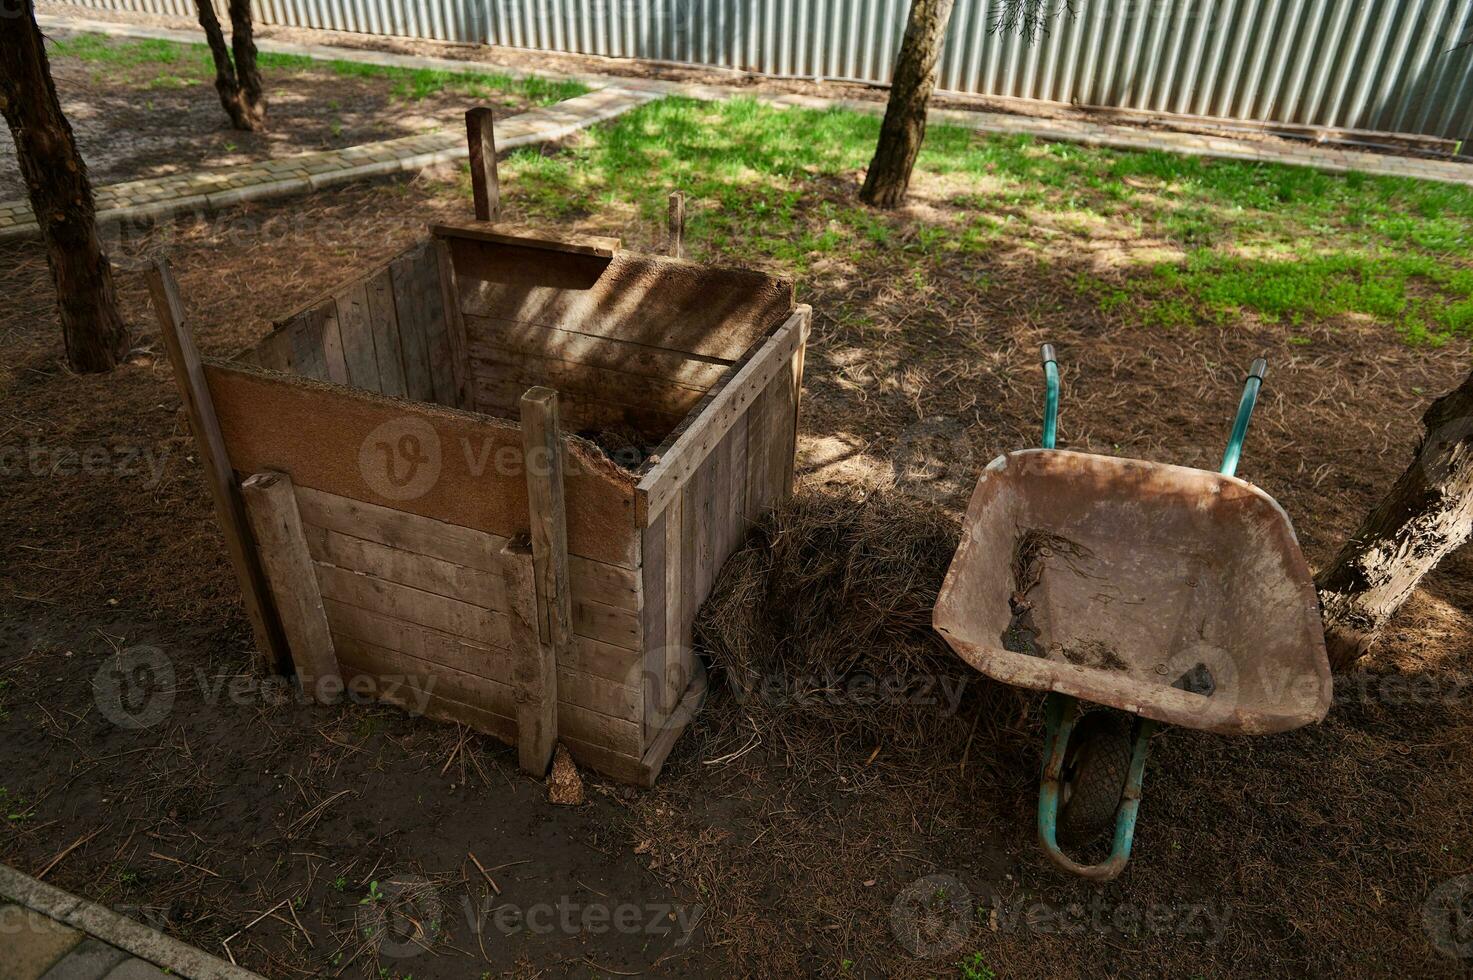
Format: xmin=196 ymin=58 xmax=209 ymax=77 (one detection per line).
xmin=2 ymin=157 xmax=1471 ymax=978
xmin=0 ymin=30 xmax=548 ymax=198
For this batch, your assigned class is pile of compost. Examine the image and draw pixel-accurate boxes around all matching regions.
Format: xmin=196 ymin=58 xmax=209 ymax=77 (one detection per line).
xmin=695 ymin=488 xmax=1028 ymax=756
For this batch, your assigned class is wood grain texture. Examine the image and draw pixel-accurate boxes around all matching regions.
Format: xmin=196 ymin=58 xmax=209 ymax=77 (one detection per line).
xmin=434 ymin=237 xmax=469 ymax=409
xmin=500 ymin=537 xmax=557 ymax=774
xmin=450 ymin=237 xmax=792 ymax=361
xmin=640 ymin=506 xmax=667 ymax=743
xmin=469 ymin=347 xmax=708 ymax=426
xmin=432 ymin=221 xmax=619 ymax=258
xmin=390 ymin=246 xmax=436 ymax=403
xmin=520 ymin=387 xmax=574 ymax=649
xmin=465 ymin=108 xmax=501 ymax=223
xmin=146 ymin=261 xmax=288 ymax=671
xmin=240 ymin=471 xmax=340 ymax=701
xmin=463 ymin=317 xmax=732 ymax=386
xmin=366 ymin=268 xmax=408 ymax=398
xmin=204 ymin=362 xmax=640 ymax=567
xmin=335 ymin=281 xmax=379 ymax=392
xmin=638 ymin=306 xmax=810 ymax=525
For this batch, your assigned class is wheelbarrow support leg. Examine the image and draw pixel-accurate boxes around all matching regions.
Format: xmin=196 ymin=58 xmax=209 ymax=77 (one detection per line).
xmin=1037 ymin=692 xmax=1155 ymax=882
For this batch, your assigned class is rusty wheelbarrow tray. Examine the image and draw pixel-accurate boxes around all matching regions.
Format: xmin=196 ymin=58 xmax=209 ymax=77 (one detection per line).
xmin=933 ymin=347 xmax=1332 ymax=881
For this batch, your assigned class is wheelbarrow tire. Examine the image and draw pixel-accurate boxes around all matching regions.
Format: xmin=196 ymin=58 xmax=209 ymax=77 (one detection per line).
xmin=1058 ymin=712 xmax=1132 ymax=847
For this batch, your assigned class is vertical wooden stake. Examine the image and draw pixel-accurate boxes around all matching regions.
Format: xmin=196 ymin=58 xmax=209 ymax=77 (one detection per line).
xmin=466 ymin=107 xmax=501 ymax=223
xmin=240 ymin=471 xmax=341 ymax=704
xmin=501 ymin=536 xmax=557 ymax=775
xmin=145 ymin=259 xmax=289 ymax=673
xmin=667 ymin=191 xmax=685 ymax=259
xmin=520 ymin=387 xmax=573 ymax=649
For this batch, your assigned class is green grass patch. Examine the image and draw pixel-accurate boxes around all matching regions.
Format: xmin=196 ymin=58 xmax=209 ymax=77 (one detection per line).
xmin=48 ymin=33 xmax=586 ymax=105
xmin=501 ymin=96 xmax=1473 ymax=342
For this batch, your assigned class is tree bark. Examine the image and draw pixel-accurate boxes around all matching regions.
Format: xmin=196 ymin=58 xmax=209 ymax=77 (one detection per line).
xmin=0 ymin=1 xmax=130 ymax=373
xmin=859 ymin=0 xmax=957 ymax=209
xmin=227 ymin=0 xmax=266 ymax=129
xmin=193 ymin=0 xmax=265 ymax=131
xmin=1316 ymin=367 xmax=1473 ymax=670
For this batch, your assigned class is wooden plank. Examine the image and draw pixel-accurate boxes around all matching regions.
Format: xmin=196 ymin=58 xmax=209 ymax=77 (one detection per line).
xmin=667 ymin=191 xmax=685 ymax=259
xmin=462 ymin=318 xmax=733 ymax=387
xmin=286 ymin=311 xmax=329 ymax=381
xmin=465 ymin=108 xmax=501 ymax=223
xmin=366 ymin=268 xmax=408 ymax=398
xmin=674 ymin=456 xmax=707 ymax=721
xmin=323 ymin=597 xmax=638 ymax=698
xmin=315 ymin=562 xmax=511 ymax=649
xmin=303 ymin=524 xmax=506 ymax=610
xmin=784 ymin=331 xmax=806 ymax=498
xmin=641 ymin=507 xmax=667 ymax=744
xmin=390 ymin=247 xmax=436 ymax=403
xmin=744 ymin=380 xmax=778 ymax=523
xmin=335 ymin=281 xmax=380 ymax=392
xmin=636 ymin=307 xmax=810 ymax=525
xmin=319 ymin=302 xmax=350 ymax=385
xmin=240 ymin=471 xmax=341 ymax=702
xmin=723 ymin=410 xmax=750 ymax=558
xmin=296 ymin=484 xmax=638 ymax=610
xmin=574 ymin=598 xmax=640 ymax=651
xmin=520 ymin=387 xmax=574 ymax=651
xmin=469 ymin=347 xmax=709 ymax=421
xmin=500 ymin=537 xmax=556 ymax=775
xmin=434 ymin=237 xmax=469 ymax=409
xmin=204 ymin=363 xmax=641 ymax=567
xmin=419 ymin=243 xmax=455 ymax=408
xmin=450 ymin=240 xmax=791 ymax=360
xmin=433 ymin=220 xmax=619 ymax=258
xmin=636 ymin=659 xmax=708 ymax=788
xmin=145 ymin=260 xmax=288 ymax=672
xmin=662 ymin=489 xmax=684 ymax=721
xmin=297 ymin=485 xmax=508 ymax=572
xmin=255 ymin=328 xmax=295 ymax=374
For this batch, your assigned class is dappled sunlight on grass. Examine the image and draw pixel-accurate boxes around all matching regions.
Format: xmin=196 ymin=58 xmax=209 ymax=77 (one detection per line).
xmin=497 ymin=95 xmax=1473 ymax=343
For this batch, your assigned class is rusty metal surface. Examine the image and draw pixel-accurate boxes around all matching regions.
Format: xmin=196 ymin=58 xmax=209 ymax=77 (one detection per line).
xmin=933 ymin=449 xmax=1332 ymax=735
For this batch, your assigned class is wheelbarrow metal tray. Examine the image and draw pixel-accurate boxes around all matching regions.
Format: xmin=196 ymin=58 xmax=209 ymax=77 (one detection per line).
xmin=933 ymin=449 xmax=1331 ymax=736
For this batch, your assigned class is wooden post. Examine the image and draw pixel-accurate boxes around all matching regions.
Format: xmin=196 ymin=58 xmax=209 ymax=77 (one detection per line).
xmin=466 ymin=107 xmax=501 ymax=223
xmin=501 ymin=536 xmax=556 ymax=775
xmin=146 ymin=259 xmax=290 ymax=673
xmin=520 ymin=387 xmax=573 ymax=649
xmin=667 ymin=191 xmax=685 ymax=259
xmin=240 ymin=471 xmax=341 ymax=703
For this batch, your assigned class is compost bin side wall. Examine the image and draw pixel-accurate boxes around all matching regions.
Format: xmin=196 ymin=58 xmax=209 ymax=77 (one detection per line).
xmin=202 ymin=359 xmax=652 ymax=779
xmin=638 ymin=308 xmax=809 ymax=742
xmin=246 ymin=239 xmax=458 ymax=408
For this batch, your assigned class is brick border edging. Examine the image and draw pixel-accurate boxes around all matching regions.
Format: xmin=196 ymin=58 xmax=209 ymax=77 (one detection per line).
xmin=0 ymin=863 xmax=265 ymax=980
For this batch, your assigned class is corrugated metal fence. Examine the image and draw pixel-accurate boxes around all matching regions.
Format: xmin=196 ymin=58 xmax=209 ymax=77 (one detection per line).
xmin=66 ymin=0 xmax=1473 ymax=141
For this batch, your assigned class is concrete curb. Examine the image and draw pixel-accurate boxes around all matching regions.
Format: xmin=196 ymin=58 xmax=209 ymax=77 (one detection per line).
xmin=0 ymin=863 xmax=264 ymax=980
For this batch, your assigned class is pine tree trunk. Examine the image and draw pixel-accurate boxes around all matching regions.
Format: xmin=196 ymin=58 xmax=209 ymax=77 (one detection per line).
xmin=1316 ymin=368 xmax=1473 ymax=670
xmin=194 ymin=0 xmax=264 ymax=131
xmin=0 ymin=1 xmax=130 ymax=373
xmin=859 ymin=0 xmax=957 ymax=209
xmin=227 ymin=0 xmax=267 ymax=129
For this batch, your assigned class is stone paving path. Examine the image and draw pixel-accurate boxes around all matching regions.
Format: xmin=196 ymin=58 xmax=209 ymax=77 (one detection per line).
xmin=4 ymin=11 xmax=1470 ymax=244
xmin=0 ymin=863 xmax=260 ymax=980
xmin=0 ymin=84 xmax=656 ymax=241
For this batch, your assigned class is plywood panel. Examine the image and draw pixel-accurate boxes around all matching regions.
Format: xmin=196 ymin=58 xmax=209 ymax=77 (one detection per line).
xmin=463 ymin=317 xmax=732 ymax=387
xmin=205 ymin=363 xmax=640 ymax=567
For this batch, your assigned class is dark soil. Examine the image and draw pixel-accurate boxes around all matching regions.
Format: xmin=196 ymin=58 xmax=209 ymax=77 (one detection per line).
xmin=1 ymin=157 xmax=1471 ymax=979
xmin=0 ymin=31 xmax=544 ymax=197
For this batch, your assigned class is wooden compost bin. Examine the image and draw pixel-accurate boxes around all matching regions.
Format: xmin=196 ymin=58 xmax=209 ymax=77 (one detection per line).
xmin=149 ymin=221 xmax=809 ymax=785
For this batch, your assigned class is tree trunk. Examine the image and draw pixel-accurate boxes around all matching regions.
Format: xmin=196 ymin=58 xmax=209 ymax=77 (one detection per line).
xmin=1316 ymin=367 xmax=1473 ymax=670
xmin=227 ymin=0 xmax=266 ymax=129
xmin=193 ymin=0 xmax=265 ymax=131
xmin=0 ymin=1 xmax=130 ymax=373
xmin=859 ymin=0 xmax=957 ymax=209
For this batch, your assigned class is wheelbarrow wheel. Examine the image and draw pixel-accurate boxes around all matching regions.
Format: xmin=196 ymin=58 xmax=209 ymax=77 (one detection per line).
xmin=1058 ymin=711 xmax=1132 ymax=846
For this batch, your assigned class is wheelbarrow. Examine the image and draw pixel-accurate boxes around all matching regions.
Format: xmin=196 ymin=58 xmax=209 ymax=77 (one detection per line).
xmin=933 ymin=346 xmax=1332 ymax=881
